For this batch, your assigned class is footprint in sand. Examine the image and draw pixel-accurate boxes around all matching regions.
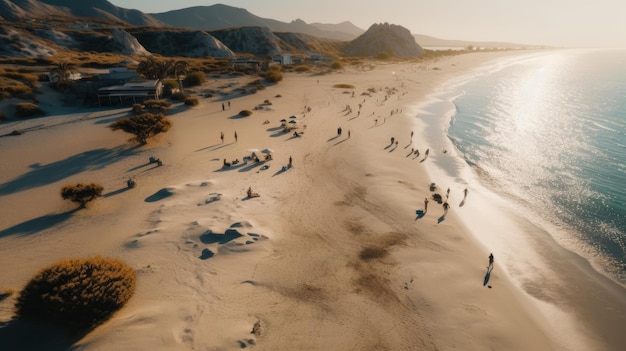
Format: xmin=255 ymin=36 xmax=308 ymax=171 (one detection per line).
xmin=199 ymin=192 xmax=222 ymax=206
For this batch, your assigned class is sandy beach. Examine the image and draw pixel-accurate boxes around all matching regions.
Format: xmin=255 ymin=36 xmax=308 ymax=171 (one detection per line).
xmin=1 ymin=51 xmax=625 ymax=350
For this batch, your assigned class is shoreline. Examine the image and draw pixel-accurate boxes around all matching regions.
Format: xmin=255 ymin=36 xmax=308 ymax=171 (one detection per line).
xmin=412 ymin=52 xmax=626 ymax=350
xmin=0 ymin=51 xmax=622 ymax=350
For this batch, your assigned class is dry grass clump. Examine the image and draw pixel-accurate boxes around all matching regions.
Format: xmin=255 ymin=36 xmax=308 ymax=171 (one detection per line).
xmin=264 ymin=65 xmax=283 ymax=83
xmin=294 ymin=65 xmax=311 ymax=72
xmin=184 ymin=96 xmax=199 ymax=106
xmin=15 ymin=256 xmax=136 ymax=330
xmin=333 ymin=83 xmax=355 ymax=89
xmin=60 ymin=183 xmax=103 ymax=208
xmin=15 ymin=102 xmax=43 ymax=118
xmin=170 ymin=92 xmax=188 ymax=101
xmin=143 ymin=99 xmax=172 ymax=111
xmin=0 ymin=76 xmax=33 ymax=100
xmin=331 ymin=61 xmax=344 ymax=70
xmin=183 ymin=71 xmax=206 ymax=87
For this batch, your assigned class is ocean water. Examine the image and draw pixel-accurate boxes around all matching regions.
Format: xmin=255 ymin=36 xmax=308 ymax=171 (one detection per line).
xmin=423 ymin=49 xmax=626 ymax=283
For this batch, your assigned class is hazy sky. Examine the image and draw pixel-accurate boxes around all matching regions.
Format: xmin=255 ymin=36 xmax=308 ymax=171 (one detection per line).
xmin=109 ymin=0 xmax=626 ymax=48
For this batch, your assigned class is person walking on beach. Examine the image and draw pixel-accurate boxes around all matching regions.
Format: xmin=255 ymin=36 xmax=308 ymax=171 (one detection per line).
xmin=234 ymin=131 xmax=238 ymax=142
xmin=338 ymin=127 xmax=342 ymax=136
xmin=289 ymin=155 xmax=293 ymax=167
xmin=424 ymin=197 xmax=429 ymax=213
xmin=464 ymin=188 xmax=468 ymax=199
xmin=222 ymin=103 xmax=225 ymax=111
xmin=228 ymin=101 xmax=231 ymax=109
xmin=488 ymin=253 xmax=494 ymax=268
xmin=411 ymin=131 xmax=414 ymax=139
xmin=220 ymin=132 xmax=224 ymax=143
xmin=446 ymin=188 xmax=450 ymax=198
xmin=443 ymin=201 xmax=449 ymax=215
xmin=348 ymin=130 xmax=351 ymax=138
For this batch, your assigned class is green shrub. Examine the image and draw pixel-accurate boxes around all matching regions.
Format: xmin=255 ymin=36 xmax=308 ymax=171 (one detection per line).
xmin=183 ymin=71 xmax=206 ymax=87
xmin=60 ymin=183 xmax=103 ymax=207
xmin=265 ymin=66 xmax=283 ymax=83
xmin=15 ymin=103 xmax=43 ymax=118
xmin=15 ymin=256 xmax=136 ymax=330
xmin=331 ymin=61 xmax=344 ymax=70
xmin=109 ymin=112 xmax=173 ymax=144
xmin=239 ymin=110 xmax=252 ymax=117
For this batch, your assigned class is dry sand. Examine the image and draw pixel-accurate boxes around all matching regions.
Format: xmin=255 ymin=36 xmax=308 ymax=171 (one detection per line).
xmin=1 ymin=51 xmax=623 ymax=350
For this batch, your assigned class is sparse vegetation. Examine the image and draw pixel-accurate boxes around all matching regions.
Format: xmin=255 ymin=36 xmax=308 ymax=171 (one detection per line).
xmin=143 ymin=99 xmax=172 ymax=111
xmin=239 ymin=110 xmax=252 ymax=117
xmin=60 ymin=183 xmax=104 ymax=207
xmin=294 ymin=65 xmax=311 ymax=72
xmin=109 ymin=113 xmax=173 ymax=144
xmin=183 ymin=71 xmax=206 ymax=86
xmin=331 ymin=61 xmax=344 ymax=70
xmin=15 ymin=256 xmax=136 ymax=330
xmin=333 ymin=84 xmax=355 ymax=89
xmin=170 ymin=92 xmax=188 ymax=101
xmin=184 ymin=96 xmax=199 ymax=106
xmin=264 ymin=65 xmax=283 ymax=83
xmin=15 ymin=102 xmax=43 ymax=118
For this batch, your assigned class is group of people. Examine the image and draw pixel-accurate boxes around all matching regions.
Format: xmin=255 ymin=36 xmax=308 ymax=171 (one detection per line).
xmin=220 ymin=131 xmax=238 ymax=144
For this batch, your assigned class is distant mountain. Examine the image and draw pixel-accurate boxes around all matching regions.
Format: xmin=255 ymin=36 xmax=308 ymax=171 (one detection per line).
xmin=344 ymin=23 xmax=424 ymax=57
xmin=38 ymin=0 xmax=163 ymax=26
xmin=413 ymin=33 xmax=530 ymax=49
xmin=150 ymin=4 xmax=361 ymax=41
xmin=0 ymin=0 xmax=163 ymax=26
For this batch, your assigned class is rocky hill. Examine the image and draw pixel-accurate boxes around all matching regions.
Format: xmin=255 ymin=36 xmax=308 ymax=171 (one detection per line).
xmin=127 ymin=28 xmax=234 ymax=58
xmin=344 ymin=23 xmax=424 ymax=57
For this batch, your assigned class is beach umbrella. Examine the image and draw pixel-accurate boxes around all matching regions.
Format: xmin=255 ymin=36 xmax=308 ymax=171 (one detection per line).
xmin=288 ymin=120 xmax=297 ymax=124
xmin=289 ymin=115 xmax=297 ymax=119
xmin=261 ymin=148 xmax=274 ymax=154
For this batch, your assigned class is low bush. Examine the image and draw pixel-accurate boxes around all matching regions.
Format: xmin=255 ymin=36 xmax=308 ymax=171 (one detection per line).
xmin=132 ymin=103 xmax=144 ymax=115
xmin=170 ymin=92 xmax=187 ymax=101
xmin=331 ymin=61 xmax=344 ymax=70
xmin=61 ymin=183 xmax=103 ymax=207
xmin=16 ymin=103 xmax=43 ymax=118
xmin=15 ymin=256 xmax=136 ymax=330
xmin=239 ymin=110 xmax=252 ymax=117
xmin=184 ymin=96 xmax=199 ymax=106
xmin=265 ymin=66 xmax=283 ymax=83
xmin=183 ymin=71 xmax=206 ymax=87
xmin=143 ymin=99 xmax=172 ymax=111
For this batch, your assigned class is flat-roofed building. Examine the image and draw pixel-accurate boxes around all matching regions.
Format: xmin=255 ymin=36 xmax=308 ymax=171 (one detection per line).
xmin=97 ymin=79 xmax=162 ymax=105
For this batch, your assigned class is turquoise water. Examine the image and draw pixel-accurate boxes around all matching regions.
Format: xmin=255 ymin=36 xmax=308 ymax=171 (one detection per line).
xmin=445 ymin=49 xmax=626 ymax=282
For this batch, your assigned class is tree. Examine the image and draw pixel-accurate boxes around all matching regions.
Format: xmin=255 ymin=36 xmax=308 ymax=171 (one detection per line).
xmin=109 ymin=112 xmax=173 ymax=144
xmin=49 ymin=62 xmax=77 ymax=83
xmin=61 ymin=183 xmax=103 ymax=208
xmin=136 ymin=57 xmax=188 ymax=81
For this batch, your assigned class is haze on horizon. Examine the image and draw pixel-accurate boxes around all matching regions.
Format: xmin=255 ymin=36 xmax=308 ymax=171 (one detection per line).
xmin=109 ymin=0 xmax=626 ymax=48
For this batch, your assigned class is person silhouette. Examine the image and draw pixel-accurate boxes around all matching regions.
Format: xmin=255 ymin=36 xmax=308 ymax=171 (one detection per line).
xmin=488 ymin=253 xmax=494 ymax=268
